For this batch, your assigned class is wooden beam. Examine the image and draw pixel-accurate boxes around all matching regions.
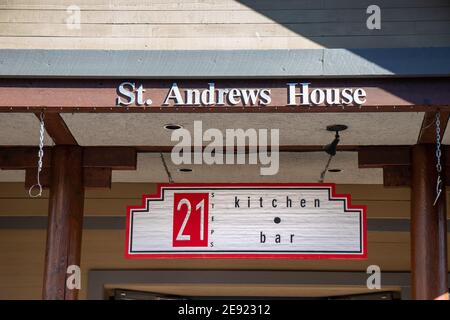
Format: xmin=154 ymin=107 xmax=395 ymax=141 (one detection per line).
xmin=417 ymin=111 xmax=450 ymax=144
xmin=443 ymin=147 xmax=450 ymax=167
xmin=358 ymin=146 xmax=411 ymax=168
xmin=83 ymin=147 xmax=137 ymax=170
xmin=1 ymin=78 xmax=450 ymax=112
xmin=4 ymin=106 xmax=450 ymax=113
xmin=383 ymin=166 xmax=411 ymax=187
xmin=7 ymin=144 xmax=450 ymax=174
xmin=43 ymin=145 xmax=84 ymax=300
xmin=36 ymin=113 xmax=77 ymax=145
xmin=410 ymin=144 xmax=448 ymax=300
xmin=83 ymin=168 xmax=112 ymax=188
xmin=0 ymin=146 xmax=52 ymax=169
xmin=7 ymin=144 xmax=450 ymax=173
xmin=135 ymin=145 xmax=362 ymax=153
xmin=25 ymin=167 xmax=112 ymax=189
xmin=1 ymin=146 xmax=137 ymax=170
xmin=383 ymin=165 xmax=450 ymax=187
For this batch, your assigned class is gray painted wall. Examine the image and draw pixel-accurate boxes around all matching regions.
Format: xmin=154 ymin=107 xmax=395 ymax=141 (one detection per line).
xmin=1 ymin=48 xmax=449 ymax=78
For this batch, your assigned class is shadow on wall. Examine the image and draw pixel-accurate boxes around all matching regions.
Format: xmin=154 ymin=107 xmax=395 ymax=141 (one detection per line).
xmin=235 ymin=0 xmax=450 ymax=48
xmin=235 ymin=0 xmax=450 ymax=75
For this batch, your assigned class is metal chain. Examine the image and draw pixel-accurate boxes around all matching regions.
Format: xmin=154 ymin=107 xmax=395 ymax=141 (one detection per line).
xmin=29 ymin=113 xmax=45 ymax=198
xmin=433 ymin=112 xmax=442 ymax=206
xmin=436 ymin=112 xmax=442 ymax=173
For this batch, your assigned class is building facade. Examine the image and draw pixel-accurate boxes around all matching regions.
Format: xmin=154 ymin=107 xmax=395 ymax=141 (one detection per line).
xmin=0 ymin=0 xmax=449 ymax=300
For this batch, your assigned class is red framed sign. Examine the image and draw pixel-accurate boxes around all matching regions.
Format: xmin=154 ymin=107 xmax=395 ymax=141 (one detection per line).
xmin=125 ymin=183 xmax=367 ymax=259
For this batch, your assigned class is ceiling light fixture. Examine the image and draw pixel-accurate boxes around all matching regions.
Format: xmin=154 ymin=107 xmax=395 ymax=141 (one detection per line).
xmin=319 ymin=124 xmax=348 ymax=182
xmin=323 ymin=124 xmax=347 ymax=156
xmin=163 ymin=124 xmax=183 ymax=130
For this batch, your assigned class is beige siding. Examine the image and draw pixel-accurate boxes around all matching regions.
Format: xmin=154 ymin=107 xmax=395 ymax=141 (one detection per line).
xmin=0 ymin=229 xmax=419 ymax=299
xmin=0 ymin=0 xmax=449 ymax=49
xmin=0 ymin=182 xmax=448 ymax=299
xmin=0 ymin=183 xmax=412 ymax=218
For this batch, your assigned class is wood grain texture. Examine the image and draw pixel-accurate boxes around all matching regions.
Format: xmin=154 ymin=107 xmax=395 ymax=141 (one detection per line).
xmin=0 ymin=0 xmax=448 ymax=50
xmin=0 ymin=182 xmax=416 ymax=220
xmin=383 ymin=166 xmax=411 ymax=187
xmin=43 ymin=145 xmax=84 ymax=300
xmin=2 ymin=21 xmax=450 ymax=38
xmin=0 ymin=146 xmax=137 ymax=170
xmin=410 ymin=144 xmax=448 ymax=300
xmin=37 ymin=113 xmax=77 ymax=145
xmin=2 ymin=8 xmax=449 ymax=24
xmin=0 ymin=146 xmax=52 ymax=169
xmin=358 ymin=146 xmax=411 ymax=168
xmin=25 ymin=167 xmax=112 ymax=189
xmin=2 ymin=0 xmax=449 ymax=11
xmin=0 ymin=198 xmax=412 ymax=219
xmin=83 ymin=147 xmax=137 ymax=170
xmin=2 ymin=229 xmax=450 ymax=299
xmin=1 ymin=35 xmax=450 ymax=50
xmin=0 ymin=180 xmax=424 ymax=230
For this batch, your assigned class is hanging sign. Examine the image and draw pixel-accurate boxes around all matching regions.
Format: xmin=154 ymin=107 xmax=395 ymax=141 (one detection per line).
xmin=125 ymin=183 xmax=367 ymax=259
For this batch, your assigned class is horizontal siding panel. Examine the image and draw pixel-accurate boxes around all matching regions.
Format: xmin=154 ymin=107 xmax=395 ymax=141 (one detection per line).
xmin=2 ymin=0 xmax=449 ymax=10
xmin=1 ymin=34 xmax=449 ymax=49
xmin=0 ymin=183 xmax=410 ymax=200
xmin=7 ymin=231 xmax=450 ymax=299
xmin=0 ymin=230 xmax=424 ymax=299
xmin=1 ymin=22 xmax=449 ymax=37
xmin=1 ymin=8 xmax=449 ymax=24
xmin=336 ymin=185 xmax=410 ymax=201
xmin=0 ymin=36 xmax=321 ymax=49
xmin=0 ymin=1 xmax=448 ymax=49
xmin=90 ymin=184 xmax=411 ymax=201
xmin=0 ymin=198 xmax=411 ymax=218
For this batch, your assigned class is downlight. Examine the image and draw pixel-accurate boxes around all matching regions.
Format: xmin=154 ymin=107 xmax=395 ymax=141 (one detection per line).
xmin=164 ymin=124 xmax=183 ymax=130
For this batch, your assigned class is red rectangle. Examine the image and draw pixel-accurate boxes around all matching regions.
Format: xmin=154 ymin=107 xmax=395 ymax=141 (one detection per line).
xmin=172 ymin=193 xmax=209 ymax=247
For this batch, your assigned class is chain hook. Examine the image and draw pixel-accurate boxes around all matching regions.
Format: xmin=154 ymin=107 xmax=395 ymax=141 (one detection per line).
xmin=28 ymin=183 xmax=42 ymax=198
xmin=29 ymin=112 xmax=45 ymax=198
xmin=433 ymin=175 xmax=442 ymax=206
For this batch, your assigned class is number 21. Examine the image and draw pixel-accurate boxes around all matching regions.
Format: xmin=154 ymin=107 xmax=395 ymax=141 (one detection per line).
xmin=176 ymin=198 xmax=205 ymax=241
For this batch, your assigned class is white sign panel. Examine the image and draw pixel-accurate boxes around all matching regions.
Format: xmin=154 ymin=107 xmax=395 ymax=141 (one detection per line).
xmin=125 ymin=183 xmax=367 ymax=259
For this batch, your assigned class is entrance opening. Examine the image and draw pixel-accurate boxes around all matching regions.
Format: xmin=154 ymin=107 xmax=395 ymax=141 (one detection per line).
xmin=108 ymin=288 xmax=401 ymax=300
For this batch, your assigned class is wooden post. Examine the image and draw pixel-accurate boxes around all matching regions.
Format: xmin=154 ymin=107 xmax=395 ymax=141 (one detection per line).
xmin=411 ymin=144 xmax=448 ymax=300
xmin=42 ymin=146 xmax=84 ymax=300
